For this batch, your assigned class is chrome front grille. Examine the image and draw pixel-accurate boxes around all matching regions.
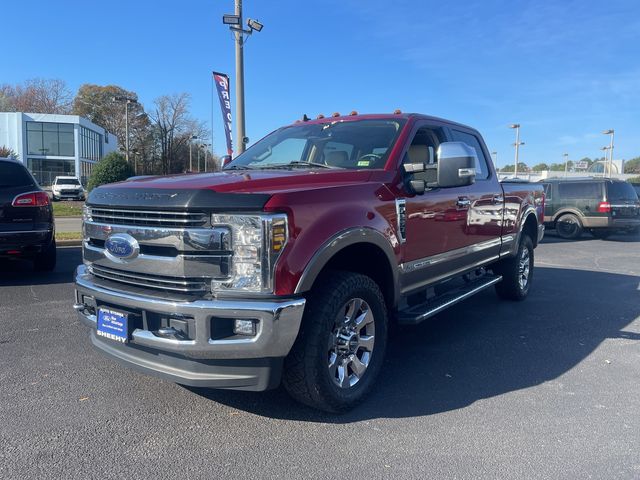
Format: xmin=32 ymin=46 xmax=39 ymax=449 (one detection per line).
xmin=83 ymin=214 xmax=232 ymax=296
xmin=88 ymin=207 xmax=208 ymax=228
xmin=90 ymin=264 xmax=210 ymax=293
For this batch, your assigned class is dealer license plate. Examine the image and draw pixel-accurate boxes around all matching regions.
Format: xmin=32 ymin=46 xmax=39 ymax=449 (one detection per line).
xmin=97 ymin=308 xmax=128 ymax=343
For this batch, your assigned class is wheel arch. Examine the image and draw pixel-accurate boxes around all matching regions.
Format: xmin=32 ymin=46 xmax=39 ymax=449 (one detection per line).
xmin=294 ymin=228 xmax=399 ymax=309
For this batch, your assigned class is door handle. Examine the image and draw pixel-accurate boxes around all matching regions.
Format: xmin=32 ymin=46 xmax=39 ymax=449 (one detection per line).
xmin=456 ymin=197 xmax=471 ymax=208
xmin=492 ymin=195 xmax=504 ymax=205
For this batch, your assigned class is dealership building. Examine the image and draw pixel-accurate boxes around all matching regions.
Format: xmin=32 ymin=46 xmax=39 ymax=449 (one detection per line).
xmin=0 ymin=112 xmax=117 ymax=186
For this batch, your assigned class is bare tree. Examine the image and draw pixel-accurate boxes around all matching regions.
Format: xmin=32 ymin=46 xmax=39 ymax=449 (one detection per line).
xmin=151 ymin=93 xmax=208 ymax=174
xmin=0 ymin=78 xmax=72 ymax=114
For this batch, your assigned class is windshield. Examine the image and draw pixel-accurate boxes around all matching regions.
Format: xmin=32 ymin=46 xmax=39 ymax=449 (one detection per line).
xmin=226 ymin=119 xmax=406 ymax=170
xmin=0 ymin=161 xmax=35 ymax=188
xmin=56 ymin=178 xmax=80 ymax=185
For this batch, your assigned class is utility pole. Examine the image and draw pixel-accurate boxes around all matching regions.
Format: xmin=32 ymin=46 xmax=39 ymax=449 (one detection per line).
xmin=222 ymin=4 xmax=263 ymax=156
xmin=189 ymin=135 xmax=198 ymax=172
xmin=113 ymin=96 xmax=137 ymax=164
xmin=197 ymin=143 xmax=201 ymax=172
xmin=563 ymin=153 xmax=569 ymax=177
xmin=491 ymin=151 xmax=498 ymax=171
xmin=602 ymin=129 xmax=614 ymax=178
xmin=509 ymin=124 xmax=524 ymax=177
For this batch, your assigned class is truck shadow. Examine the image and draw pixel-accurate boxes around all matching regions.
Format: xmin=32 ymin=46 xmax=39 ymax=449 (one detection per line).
xmin=187 ymin=266 xmax=640 ymax=422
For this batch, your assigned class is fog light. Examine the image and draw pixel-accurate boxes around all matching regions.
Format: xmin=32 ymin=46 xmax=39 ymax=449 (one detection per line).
xmin=233 ymin=319 xmax=257 ymax=336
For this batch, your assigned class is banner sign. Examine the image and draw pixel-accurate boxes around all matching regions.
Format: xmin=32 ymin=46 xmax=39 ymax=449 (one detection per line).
xmin=213 ymin=71 xmax=233 ymax=155
xmin=575 ymin=161 xmax=588 ymax=169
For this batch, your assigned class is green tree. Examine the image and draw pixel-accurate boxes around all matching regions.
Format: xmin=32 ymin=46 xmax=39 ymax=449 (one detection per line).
xmin=627 ymin=176 xmax=640 ymax=183
xmin=624 ymin=157 xmax=640 ymax=174
xmin=87 ymin=152 xmax=134 ymax=191
xmin=532 ymin=163 xmax=549 ymax=171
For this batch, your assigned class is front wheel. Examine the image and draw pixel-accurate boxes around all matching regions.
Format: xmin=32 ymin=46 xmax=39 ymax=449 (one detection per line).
xmin=494 ymin=234 xmax=534 ymax=301
xmin=282 ymin=271 xmax=388 ymax=413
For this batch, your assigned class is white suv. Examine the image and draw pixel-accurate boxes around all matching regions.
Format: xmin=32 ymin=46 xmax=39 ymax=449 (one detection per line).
xmin=52 ymin=176 xmax=85 ymax=201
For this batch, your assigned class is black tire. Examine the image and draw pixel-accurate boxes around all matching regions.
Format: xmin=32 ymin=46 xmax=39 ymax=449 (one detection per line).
xmin=493 ymin=235 xmax=534 ymax=301
xmin=34 ymin=239 xmax=57 ymax=272
xmin=282 ymin=271 xmax=388 ymax=413
xmin=555 ymin=213 xmax=583 ymax=239
xmin=591 ymin=229 xmax=611 ymax=239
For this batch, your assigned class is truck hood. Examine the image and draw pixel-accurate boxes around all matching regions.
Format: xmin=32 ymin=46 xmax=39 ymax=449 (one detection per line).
xmin=87 ymin=169 xmax=376 ymax=211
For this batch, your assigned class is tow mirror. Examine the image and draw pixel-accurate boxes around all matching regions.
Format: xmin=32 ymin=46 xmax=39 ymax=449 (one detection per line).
xmin=436 ymin=142 xmax=477 ymax=188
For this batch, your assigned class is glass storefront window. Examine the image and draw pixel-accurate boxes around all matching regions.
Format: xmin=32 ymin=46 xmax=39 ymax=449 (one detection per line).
xmin=27 ymin=158 xmax=75 ymax=186
xmin=26 ymin=122 xmax=75 ymax=157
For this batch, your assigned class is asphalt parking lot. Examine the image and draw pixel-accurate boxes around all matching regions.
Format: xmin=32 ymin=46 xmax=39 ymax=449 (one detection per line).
xmin=1 ymin=233 xmax=639 ymax=479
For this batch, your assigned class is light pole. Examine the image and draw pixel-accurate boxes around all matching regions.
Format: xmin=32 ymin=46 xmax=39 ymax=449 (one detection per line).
xmin=563 ymin=153 xmax=569 ymax=177
xmin=222 ymin=4 xmax=264 ymax=155
xmin=600 ymin=146 xmax=610 ymax=177
xmin=491 ymin=151 xmax=498 ymax=171
xmin=113 ymin=96 xmax=138 ymax=163
xmin=203 ymin=144 xmax=211 ymax=172
xmin=602 ymin=129 xmax=614 ymax=178
xmin=509 ymin=124 xmax=524 ymax=177
xmin=189 ymin=135 xmax=198 ymax=172
xmin=197 ymin=143 xmax=202 ymax=172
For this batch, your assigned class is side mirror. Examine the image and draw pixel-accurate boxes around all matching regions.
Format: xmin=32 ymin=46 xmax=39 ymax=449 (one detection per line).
xmin=436 ymin=142 xmax=477 ymax=188
xmin=402 ymin=161 xmax=435 ymax=195
xmin=221 ymin=155 xmax=232 ymax=168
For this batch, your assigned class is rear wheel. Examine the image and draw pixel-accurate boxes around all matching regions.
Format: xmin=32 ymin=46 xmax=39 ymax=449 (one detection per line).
xmin=555 ymin=214 xmax=583 ymax=239
xmin=283 ymin=271 xmax=388 ymax=413
xmin=494 ymin=234 xmax=534 ymax=301
xmin=34 ymin=239 xmax=56 ymax=271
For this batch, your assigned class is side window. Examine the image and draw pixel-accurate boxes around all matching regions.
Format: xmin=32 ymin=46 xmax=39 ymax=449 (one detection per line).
xmin=403 ymin=126 xmax=447 ymax=182
xmin=542 ymin=183 xmax=552 ymax=200
xmin=450 ymin=130 xmax=490 ymax=180
xmin=558 ymin=182 xmax=601 ymax=199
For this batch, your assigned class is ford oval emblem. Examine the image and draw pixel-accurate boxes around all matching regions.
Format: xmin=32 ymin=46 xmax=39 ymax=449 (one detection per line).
xmin=105 ymin=233 xmax=139 ymax=262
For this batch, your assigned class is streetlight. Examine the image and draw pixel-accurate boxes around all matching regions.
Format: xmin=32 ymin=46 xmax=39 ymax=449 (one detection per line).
xmin=600 ymin=146 xmax=610 ymax=177
xmin=602 ymin=129 xmax=614 ymax=178
xmin=563 ymin=153 xmax=569 ymax=177
xmin=112 ymin=96 xmax=138 ymax=163
xmin=222 ymin=2 xmax=264 ymax=155
xmin=189 ymin=135 xmax=198 ymax=172
xmin=509 ymin=124 xmax=524 ymax=177
xmin=491 ymin=151 xmax=498 ymax=171
xmin=203 ymin=143 xmax=212 ymax=172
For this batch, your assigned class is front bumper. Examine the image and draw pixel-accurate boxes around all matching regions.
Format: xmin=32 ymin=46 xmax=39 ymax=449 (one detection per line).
xmin=74 ymin=265 xmax=306 ymax=390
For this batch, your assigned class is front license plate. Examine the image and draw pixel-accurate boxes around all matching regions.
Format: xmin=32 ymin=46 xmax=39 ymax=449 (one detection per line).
xmin=97 ymin=308 xmax=128 ymax=343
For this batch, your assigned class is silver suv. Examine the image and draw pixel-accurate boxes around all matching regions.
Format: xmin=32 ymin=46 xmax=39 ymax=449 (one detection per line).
xmin=52 ymin=176 xmax=85 ymax=201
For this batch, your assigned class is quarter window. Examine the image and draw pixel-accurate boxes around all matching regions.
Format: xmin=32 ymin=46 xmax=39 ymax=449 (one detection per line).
xmin=558 ymin=182 xmax=602 ymax=199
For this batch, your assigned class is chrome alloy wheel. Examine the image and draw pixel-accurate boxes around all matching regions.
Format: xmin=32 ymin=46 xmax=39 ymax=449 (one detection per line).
xmin=518 ymin=247 xmax=531 ymax=290
xmin=328 ymin=298 xmax=375 ymax=389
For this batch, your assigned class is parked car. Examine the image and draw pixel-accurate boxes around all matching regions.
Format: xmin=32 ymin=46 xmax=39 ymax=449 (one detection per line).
xmin=74 ymin=112 xmax=544 ymax=412
xmin=51 ymin=176 xmax=85 ymax=201
xmin=0 ymin=158 xmax=56 ymax=270
xmin=540 ymin=178 xmax=640 ymax=239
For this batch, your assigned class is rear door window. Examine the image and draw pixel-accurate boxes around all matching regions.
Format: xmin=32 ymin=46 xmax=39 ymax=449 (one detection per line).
xmin=450 ymin=130 xmax=490 ymax=179
xmin=608 ymin=182 xmax=638 ymax=202
xmin=0 ymin=161 xmax=36 ymax=188
xmin=558 ymin=182 xmax=602 ymax=199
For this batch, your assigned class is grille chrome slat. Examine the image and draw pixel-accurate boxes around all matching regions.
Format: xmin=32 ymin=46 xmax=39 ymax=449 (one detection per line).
xmin=88 ymin=207 xmax=208 ymax=228
xmin=90 ymin=265 xmax=209 ymax=293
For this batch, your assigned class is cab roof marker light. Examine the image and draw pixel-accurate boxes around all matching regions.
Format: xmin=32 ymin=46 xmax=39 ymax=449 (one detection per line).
xmin=394 ymin=109 xmax=402 ymax=114
xmin=332 ymin=112 xmax=340 ymax=117
xmin=316 ymin=114 xmax=325 ymax=119
xmin=349 ymin=110 xmax=358 ymax=116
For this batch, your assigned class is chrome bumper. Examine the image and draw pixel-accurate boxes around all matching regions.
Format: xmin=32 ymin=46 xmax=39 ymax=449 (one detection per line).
xmin=74 ymin=265 xmax=306 ymax=361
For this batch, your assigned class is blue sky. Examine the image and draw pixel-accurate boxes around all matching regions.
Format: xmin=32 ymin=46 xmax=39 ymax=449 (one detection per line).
xmin=3 ymin=0 xmax=639 ymax=167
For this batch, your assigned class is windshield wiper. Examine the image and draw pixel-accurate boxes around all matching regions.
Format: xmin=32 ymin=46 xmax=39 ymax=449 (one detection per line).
xmin=257 ymin=161 xmax=342 ymax=170
xmin=224 ymin=165 xmax=254 ymax=170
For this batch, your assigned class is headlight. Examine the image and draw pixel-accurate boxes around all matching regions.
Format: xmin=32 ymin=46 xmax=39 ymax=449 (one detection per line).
xmin=211 ymin=213 xmax=288 ymax=295
xmin=82 ymin=205 xmax=92 ymax=222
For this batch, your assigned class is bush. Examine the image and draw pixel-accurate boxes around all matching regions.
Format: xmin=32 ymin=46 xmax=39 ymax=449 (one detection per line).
xmin=87 ymin=152 xmax=135 ymax=191
xmin=0 ymin=145 xmax=18 ymax=159
xmin=627 ymin=176 xmax=640 ymax=184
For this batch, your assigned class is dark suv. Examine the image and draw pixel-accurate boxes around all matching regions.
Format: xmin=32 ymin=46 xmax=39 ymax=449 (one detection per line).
xmin=0 ymin=158 xmax=56 ymax=270
xmin=541 ymin=178 xmax=640 ymax=239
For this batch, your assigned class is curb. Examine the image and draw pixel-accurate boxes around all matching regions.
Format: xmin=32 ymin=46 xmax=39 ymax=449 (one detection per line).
xmin=57 ymin=239 xmax=83 ymax=247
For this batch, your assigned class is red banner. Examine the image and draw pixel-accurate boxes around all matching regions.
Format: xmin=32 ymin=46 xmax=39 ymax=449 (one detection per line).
xmin=213 ymin=71 xmax=233 ymax=156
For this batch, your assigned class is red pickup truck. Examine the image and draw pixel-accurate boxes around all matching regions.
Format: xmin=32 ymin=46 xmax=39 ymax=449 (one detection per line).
xmin=75 ymin=113 xmax=544 ymax=412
